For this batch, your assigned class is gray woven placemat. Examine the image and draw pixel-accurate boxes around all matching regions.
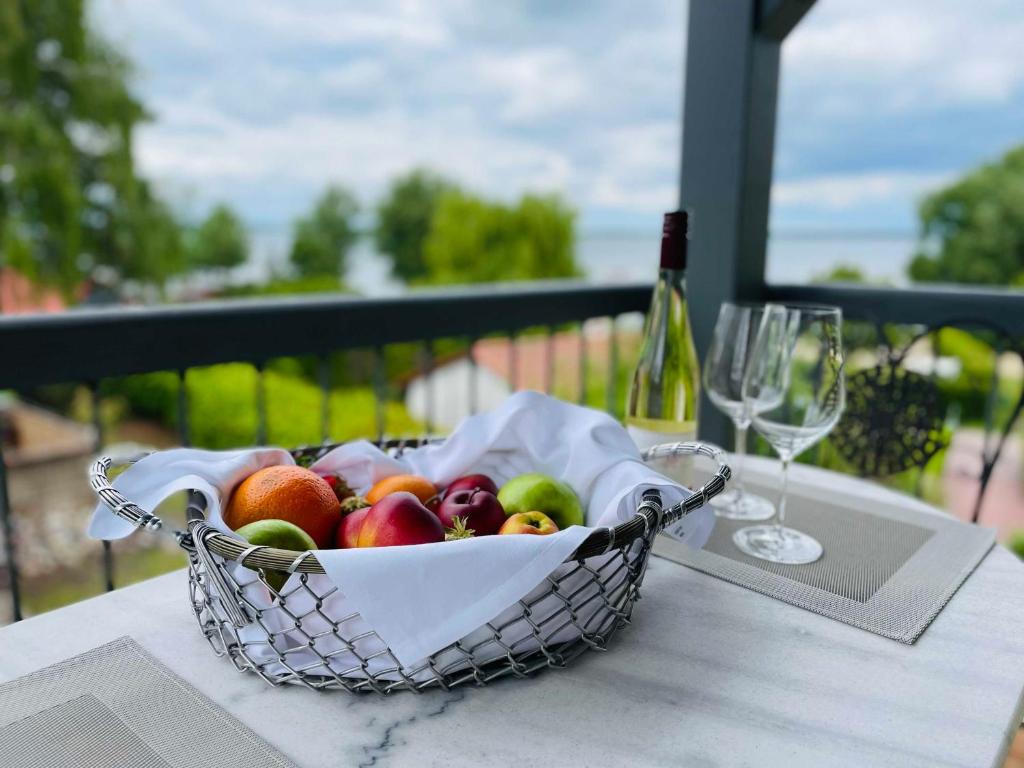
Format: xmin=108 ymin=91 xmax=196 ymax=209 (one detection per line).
xmin=656 ymin=488 xmax=995 ymax=643
xmin=0 ymin=637 xmax=297 ymax=768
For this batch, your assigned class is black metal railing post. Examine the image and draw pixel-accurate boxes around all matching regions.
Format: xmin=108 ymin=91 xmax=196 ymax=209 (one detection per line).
xmin=508 ymin=331 xmax=519 ymax=393
xmin=0 ymin=443 xmax=21 ymax=621
xmin=578 ymin=322 xmax=588 ymax=406
xmin=319 ymin=355 xmax=332 ymax=444
xmin=90 ymin=383 xmax=115 ymax=593
xmin=254 ymin=361 xmax=267 ymax=445
xmin=467 ymin=336 xmax=479 ymax=416
xmin=177 ymin=369 xmax=191 ymax=447
xmin=372 ymin=347 xmax=386 ymax=442
xmin=606 ymin=316 xmax=620 ymax=416
xmin=419 ymin=341 xmax=435 ymax=435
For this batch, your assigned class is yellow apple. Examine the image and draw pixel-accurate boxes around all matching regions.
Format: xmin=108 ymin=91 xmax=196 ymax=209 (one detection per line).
xmin=498 ymin=511 xmax=559 ymax=536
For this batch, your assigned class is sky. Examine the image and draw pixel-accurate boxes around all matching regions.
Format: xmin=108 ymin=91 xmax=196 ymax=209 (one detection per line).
xmin=90 ymin=0 xmax=1024 ymax=237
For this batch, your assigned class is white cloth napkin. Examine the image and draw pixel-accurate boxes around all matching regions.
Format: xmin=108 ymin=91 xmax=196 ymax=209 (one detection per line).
xmin=90 ymin=391 xmax=713 ymax=666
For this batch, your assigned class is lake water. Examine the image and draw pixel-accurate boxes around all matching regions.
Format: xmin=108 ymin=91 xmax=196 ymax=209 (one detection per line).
xmin=235 ymin=231 xmax=917 ymax=296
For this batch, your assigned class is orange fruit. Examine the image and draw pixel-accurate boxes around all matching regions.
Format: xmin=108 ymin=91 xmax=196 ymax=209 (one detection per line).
xmin=224 ymin=465 xmax=341 ymax=549
xmin=366 ymin=474 xmax=438 ymax=506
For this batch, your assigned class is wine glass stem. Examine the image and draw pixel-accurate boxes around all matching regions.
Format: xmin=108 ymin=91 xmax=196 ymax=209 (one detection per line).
xmin=732 ymin=422 xmax=748 ymax=497
xmin=775 ymin=455 xmax=791 ymax=534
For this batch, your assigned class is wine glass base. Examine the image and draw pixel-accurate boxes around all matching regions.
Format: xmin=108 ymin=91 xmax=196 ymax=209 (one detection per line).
xmin=710 ymin=489 xmax=775 ymax=521
xmin=732 ymin=524 xmax=823 ymax=565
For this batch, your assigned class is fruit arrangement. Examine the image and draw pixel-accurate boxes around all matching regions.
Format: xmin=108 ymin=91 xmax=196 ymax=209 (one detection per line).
xmin=226 ymin=465 xmax=585 ymax=563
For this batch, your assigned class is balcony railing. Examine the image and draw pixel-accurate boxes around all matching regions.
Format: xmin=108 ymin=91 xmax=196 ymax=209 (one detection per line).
xmin=0 ymin=281 xmax=651 ymax=622
xmin=1 ymin=275 xmax=1022 ymax=626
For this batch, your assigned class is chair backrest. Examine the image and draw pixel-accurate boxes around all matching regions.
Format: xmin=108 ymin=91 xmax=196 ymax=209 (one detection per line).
xmin=832 ymin=321 xmax=1024 ymax=523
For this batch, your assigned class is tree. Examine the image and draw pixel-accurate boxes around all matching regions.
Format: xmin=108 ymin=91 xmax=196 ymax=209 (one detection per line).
xmin=908 ymin=145 xmax=1024 ymax=286
xmin=421 ymin=191 xmax=579 ymax=284
xmin=375 ymin=169 xmax=455 ymax=282
xmin=289 ymin=186 xmax=359 ymax=279
xmin=811 ymin=264 xmax=867 ymax=284
xmin=189 ymin=204 xmax=247 ymax=271
xmin=810 ymin=264 xmax=880 ymax=350
xmin=0 ymin=0 xmax=186 ymax=293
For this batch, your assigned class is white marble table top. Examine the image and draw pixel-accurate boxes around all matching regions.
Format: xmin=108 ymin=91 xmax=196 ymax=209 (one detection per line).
xmin=3 ymin=460 xmax=1024 ymax=768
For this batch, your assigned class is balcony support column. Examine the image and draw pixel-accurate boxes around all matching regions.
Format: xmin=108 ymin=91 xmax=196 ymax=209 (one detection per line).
xmin=679 ymin=0 xmax=816 ymax=447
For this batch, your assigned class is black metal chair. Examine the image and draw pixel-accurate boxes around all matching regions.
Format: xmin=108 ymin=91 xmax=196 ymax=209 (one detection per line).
xmin=833 ymin=321 xmax=1024 ymax=523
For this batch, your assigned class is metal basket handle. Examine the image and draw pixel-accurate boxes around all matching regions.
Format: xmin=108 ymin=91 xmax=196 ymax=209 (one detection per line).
xmin=642 ymin=441 xmax=732 ymax=528
xmin=88 ymin=440 xmax=731 ymax=571
xmin=88 ymin=455 xmax=167 ymax=533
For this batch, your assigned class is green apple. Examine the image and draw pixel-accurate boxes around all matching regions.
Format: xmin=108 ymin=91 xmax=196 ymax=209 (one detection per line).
xmin=235 ymin=519 xmax=316 ymax=593
xmin=497 ymin=473 xmax=584 ymax=530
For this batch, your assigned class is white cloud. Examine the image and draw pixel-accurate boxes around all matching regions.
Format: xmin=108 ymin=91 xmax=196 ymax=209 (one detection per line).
xmin=89 ymin=0 xmax=1022 ymax=233
xmin=92 ymin=0 xmax=218 ymax=54
xmin=136 ymin=101 xmax=573 ymax=205
xmin=784 ymin=0 xmax=1024 ymax=113
xmin=319 ymin=60 xmax=391 ymax=95
xmin=473 ymin=48 xmax=587 ymax=121
xmin=585 ymin=122 xmax=680 ymax=211
xmin=103 ymin=2 xmax=686 ymax=226
xmin=772 ymin=171 xmax=953 ymax=210
xmin=237 ymin=0 xmax=453 ymax=49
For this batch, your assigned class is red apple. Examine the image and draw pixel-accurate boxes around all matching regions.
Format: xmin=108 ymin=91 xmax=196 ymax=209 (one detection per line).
xmin=336 ymin=506 xmax=371 ymax=549
xmin=436 ymin=488 xmax=506 ymax=536
xmin=445 ymin=473 xmax=499 ymax=498
xmin=498 ymin=511 xmax=559 ymax=536
xmin=357 ymin=492 xmax=445 ymax=548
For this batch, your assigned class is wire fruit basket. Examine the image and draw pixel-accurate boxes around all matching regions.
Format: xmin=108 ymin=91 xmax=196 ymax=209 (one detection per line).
xmin=90 ymin=439 xmax=729 ymax=694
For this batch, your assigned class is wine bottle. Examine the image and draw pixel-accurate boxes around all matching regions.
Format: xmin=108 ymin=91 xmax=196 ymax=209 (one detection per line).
xmin=625 ymin=210 xmax=701 ymax=452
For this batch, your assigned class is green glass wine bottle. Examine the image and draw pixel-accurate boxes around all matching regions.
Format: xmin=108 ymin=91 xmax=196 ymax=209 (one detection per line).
xmin=625 ymin=210 xmax=701 ymax=452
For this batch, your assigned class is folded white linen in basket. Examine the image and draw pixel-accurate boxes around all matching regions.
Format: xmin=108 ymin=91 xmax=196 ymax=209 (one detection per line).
xmin=89 ymin=391 xmax=713 ymax=666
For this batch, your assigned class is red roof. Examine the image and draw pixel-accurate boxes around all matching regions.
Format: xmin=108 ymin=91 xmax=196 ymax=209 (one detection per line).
xmin=471 ymin=326 xmax=619 ymax=394
xmin=0 ymin=268 xmax=66 ymax=315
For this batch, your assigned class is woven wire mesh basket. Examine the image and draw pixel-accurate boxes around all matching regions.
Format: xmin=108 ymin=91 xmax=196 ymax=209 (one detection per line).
xmin=90 ymin=439 xmax=729 ymax=694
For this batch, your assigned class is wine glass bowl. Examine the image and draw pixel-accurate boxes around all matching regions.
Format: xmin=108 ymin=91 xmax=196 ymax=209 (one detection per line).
xmin=733 ymin=304 xmax=845 ymax=565
xmin=702 ymin=303 xmax=776 ymax=521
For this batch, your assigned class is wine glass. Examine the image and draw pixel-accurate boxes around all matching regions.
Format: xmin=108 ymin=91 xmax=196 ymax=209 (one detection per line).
xmin=702 ymin=303 xmax=775 ymax=520
xmin=734 ymin=304 xmax=845 ymax=565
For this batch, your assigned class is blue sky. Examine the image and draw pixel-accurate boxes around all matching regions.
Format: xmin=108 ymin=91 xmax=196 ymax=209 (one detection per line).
xmin=91 ymin=0 xmax=1024 ymax=236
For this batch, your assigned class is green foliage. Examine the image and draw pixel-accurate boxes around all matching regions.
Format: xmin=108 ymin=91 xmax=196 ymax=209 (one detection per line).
xmin=218 ymin=275 xmax=347 ymax=298
xmin=101 ymin=371 xmax=178 ymax=425
xmin=931 ymin=327 xmax=1022 ymax=425
xmin=1009 ymin=531 xmax=1024 ymax=561
xmin=189 ymin=204 xmax=247 ymax=271
xmin=289 ymin=185 xmax=359 ymax=279
xmin=0 ymin=0 xmax=184 ymax=292
xmin=23 ymin=544 xmax=187 ymax=617
xmin=909 ymin=145 xmax=1024 ymax=285
xmin=113 ymin=187 xmax=185 ymax=290
xmin=807 ymin=265 xmax=882 ymax=351
xmin=422 ymin=191 xmax=579 ymax=284
xmin=811 ymin=264 xmax=868 ymax=284
xmin=103 ymin=365 xmax=422 ymax=450
xmin=375 ymin=169 xmax=455 ymax=282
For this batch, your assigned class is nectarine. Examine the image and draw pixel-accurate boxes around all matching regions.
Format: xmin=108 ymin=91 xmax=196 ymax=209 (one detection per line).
xmin=336 ymin=505 xmax=371 ymax=549
xmin=366 ymin=474 xmax=437 ymax=506
xmin=358 ymin=492 xmax=445 ymax=547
